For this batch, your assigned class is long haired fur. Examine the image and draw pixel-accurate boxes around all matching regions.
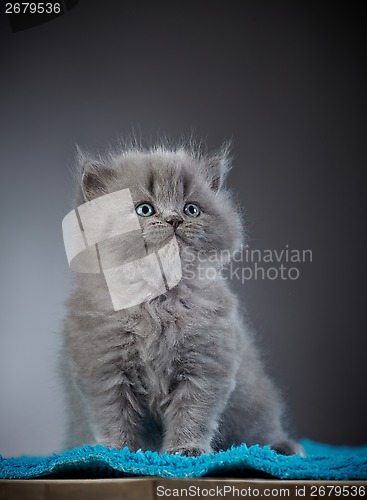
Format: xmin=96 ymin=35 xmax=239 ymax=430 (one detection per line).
xmin=61 ymin=140 xmax=301 ymax=456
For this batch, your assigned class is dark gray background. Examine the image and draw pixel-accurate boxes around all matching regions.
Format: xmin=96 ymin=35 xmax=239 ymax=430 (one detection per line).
xmin=0 ymin=1 xmax=365 ymax=456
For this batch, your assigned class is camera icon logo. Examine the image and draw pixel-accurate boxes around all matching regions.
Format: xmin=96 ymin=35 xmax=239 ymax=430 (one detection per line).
xmin=62 ymin=189 xmax=182 ymax=310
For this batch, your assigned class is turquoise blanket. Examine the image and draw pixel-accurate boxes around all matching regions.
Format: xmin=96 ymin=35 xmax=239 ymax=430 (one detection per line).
xmin=1 ymin=440 xmax=366 ymax=480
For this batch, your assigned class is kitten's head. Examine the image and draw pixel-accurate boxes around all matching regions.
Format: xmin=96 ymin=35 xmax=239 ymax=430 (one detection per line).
xmin=76 ymin=143 xmax=243 ymax=265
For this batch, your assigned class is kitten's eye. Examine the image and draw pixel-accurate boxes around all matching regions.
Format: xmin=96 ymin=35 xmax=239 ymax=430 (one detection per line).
xmin=136 ymin=203 xmax=155 ymax=217
xmin=183 ymin=203 xmax=201 ymax=218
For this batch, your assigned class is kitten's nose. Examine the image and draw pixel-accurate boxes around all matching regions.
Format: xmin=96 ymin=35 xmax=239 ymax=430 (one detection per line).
xmin=165 ymin=215 xmax=184 ymax=229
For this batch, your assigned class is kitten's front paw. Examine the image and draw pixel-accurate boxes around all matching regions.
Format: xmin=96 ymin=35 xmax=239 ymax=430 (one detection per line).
xmin=271 ymin=439 xmax=305 ymax=457
xmin=163 ymin=446 xmax=211 ymax=457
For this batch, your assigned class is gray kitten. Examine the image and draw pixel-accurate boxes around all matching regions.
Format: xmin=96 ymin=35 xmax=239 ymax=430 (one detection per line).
xmin=61 ymin=141 xmax=302 ymax=456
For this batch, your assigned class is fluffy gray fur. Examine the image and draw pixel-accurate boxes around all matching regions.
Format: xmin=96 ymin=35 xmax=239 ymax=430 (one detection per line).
xmin=61 ymin=141 xmax=301 ymax=456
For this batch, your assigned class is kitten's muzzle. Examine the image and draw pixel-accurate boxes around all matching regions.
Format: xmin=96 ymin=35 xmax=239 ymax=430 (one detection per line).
xmin=165 ymin=215 xmax=184 ymax=229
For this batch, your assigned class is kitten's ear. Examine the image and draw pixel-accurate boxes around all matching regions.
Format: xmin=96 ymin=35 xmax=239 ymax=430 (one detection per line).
xmin=204 ymin=143 xmax=232 ymax=192
xmin=76 ymin=147 xmax=114 ymax=201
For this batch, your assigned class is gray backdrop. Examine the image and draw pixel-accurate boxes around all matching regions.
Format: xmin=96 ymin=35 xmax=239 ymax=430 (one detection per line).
xmin=0 ymin=2 xmax=365 ymax=457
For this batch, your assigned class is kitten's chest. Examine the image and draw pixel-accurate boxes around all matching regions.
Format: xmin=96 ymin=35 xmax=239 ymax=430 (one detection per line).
xmin=131 ymin=300 xmax=189 ymax=399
